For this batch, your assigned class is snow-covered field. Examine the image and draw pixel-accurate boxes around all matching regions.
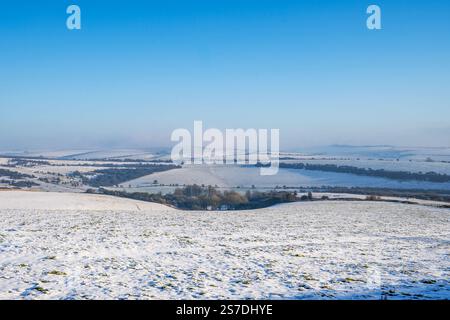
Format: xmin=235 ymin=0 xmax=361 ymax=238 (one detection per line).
xmin=0 ymin=191 xmax=448 ymax=300
xmin=126 ymin=164 xmax=450 ymax=191
xmin=0 ymin=191 xmax=173 ymax=211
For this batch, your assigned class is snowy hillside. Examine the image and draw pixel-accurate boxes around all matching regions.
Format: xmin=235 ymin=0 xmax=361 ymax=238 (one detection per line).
xmin=124 ymin=164 xmax=450 ymax=192
xmin=0 ymin=191 xmax=448 ymax=299
xmin=0 ymin=191 xmax=174 ymax=211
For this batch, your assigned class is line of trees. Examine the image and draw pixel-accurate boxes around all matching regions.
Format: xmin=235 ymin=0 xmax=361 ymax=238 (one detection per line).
xmin=6 ymin=159 xmax=51 ymax=167
xmin=275 ymin=163 xmax=450 ymax=183
xmin=96 ymin=184 xmax=299 ymax=210
xmin=70 ymin=165 xmax=180 ymax=187
xmin=0 ymin=169 xmax=35 ymax=179
xmin=0 ymin=179 xmax=39 ymax=188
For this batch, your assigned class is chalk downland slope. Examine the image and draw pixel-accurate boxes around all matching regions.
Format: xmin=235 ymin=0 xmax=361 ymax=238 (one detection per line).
xmin=0 ymin=191 xmax=448 ymax=299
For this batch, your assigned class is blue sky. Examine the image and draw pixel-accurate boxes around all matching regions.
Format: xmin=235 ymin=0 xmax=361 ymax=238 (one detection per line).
xmin=1 ymin=0 xmax=449 ymax=150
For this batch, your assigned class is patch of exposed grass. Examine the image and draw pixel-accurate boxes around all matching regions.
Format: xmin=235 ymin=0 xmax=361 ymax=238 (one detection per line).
xmin=48 ymin=270 xmax=67 ymax=276
xmin=34 ymin=286 xmax=48 ymax=294
xmin=292 ymin=253 xmax=306 ymax=257
xmin=302 ymin=274 xmax=317 ymax=281
xmin=342 ymin=277 xmax=365 ymax=283
xmin=421 ymin=279 xmax=436 ymax=284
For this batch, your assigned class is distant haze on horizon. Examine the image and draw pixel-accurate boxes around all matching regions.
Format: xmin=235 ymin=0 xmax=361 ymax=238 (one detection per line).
xmin=1 ymin=1 xmax=450 ymax=150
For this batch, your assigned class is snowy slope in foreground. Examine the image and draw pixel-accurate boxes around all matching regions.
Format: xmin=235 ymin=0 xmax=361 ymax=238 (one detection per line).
xmin=0 ymin=192 xmax=449 ymax=300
